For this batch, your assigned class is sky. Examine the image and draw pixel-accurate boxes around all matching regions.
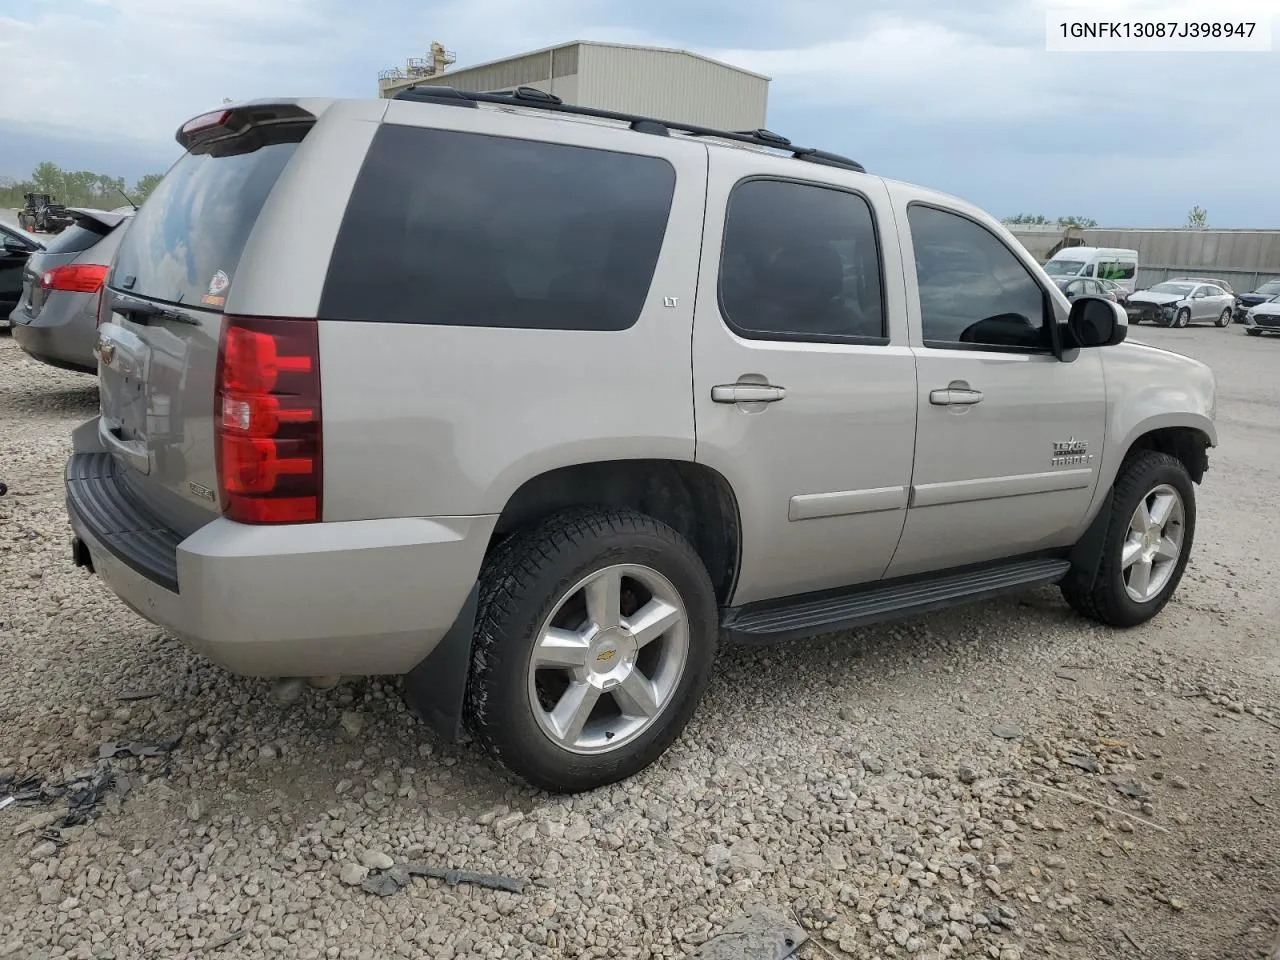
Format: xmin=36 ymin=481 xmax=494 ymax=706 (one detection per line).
xmin=1 ymin=0 xmax=1277 ymax=227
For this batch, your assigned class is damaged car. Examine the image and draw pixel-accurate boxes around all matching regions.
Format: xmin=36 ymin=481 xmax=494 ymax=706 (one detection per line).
xmin=1125 ymin=280 xmax=1234 ymax=328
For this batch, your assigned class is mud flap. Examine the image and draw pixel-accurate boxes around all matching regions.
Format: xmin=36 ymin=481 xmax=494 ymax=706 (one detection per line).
xmin=403 ymin=583 xmax=479 ymax=744
xmin=1065 ymin=487 xmax=1114 ymax=593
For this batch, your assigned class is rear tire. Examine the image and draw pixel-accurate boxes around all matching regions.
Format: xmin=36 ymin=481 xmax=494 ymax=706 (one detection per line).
xmin=1216 ymin=309 xmax=1231 ymax=328
xmin=1061 ymin=451 xmax=1195 ymax=628
xmin=466 ymin=507 xmax=718 ymax=793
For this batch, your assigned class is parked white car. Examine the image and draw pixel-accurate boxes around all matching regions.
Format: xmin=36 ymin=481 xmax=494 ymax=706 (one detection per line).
xmin=1244 ymin=297 xmax=1280 ymax=336
xmin=1125 ymin=281 xmax=1234 ymax=328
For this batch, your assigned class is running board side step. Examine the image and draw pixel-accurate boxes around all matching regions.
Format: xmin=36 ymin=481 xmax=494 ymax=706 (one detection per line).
xmin=721 ymin=557 xmax=1071 ymax=645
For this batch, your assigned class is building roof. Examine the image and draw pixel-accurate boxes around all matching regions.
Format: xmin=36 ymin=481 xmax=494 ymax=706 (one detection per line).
xmin=434 ymin=40 xmax=771 ymax=83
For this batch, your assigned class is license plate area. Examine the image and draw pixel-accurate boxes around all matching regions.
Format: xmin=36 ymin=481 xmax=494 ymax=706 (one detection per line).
xmin=96 ymin=321 xmax=153 ymax=453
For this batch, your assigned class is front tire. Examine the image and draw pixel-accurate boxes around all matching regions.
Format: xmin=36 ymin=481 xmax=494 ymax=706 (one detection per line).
xmin=1216 ymin=308 xmax=1232 ymax=328
xmin=466 ymin=508 xmax=718 ymax=793
xmin=1175 ymin=308 xmax=1191 ymax=328
xmin=1246 ymin=328 xmax=1263 ymax=337
xmin=1061 ymin=451 xmax=1195 ymax=628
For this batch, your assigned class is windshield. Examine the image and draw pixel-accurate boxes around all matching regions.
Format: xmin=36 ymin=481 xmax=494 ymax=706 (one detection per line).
xmin=1149 ymin=282 xmax=1194 ymax=296
xmin=1044 ymin=259 xmax=1085 ymax=277
xmin=1255 ymin=281 xmax=1280 ymax=296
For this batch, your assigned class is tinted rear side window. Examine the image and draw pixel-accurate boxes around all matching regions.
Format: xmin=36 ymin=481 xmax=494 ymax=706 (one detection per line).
xmin=110 ymin=142 xmax=299 ymax=309
xmin=43 ymin=222 xmax=109 ymax=256
xmin=319 ymin=124 xmax=677 ymax=331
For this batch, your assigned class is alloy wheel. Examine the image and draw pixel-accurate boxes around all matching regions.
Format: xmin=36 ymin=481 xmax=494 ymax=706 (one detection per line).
xmin=1121 ymin=483 xmax=1186 ymax=603
xmin=526 ymin=563 xmax=689 ymax=755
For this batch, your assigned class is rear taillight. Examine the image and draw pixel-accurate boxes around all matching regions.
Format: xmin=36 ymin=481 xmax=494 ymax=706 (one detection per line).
xmin=214 ymin=316 xmax=322 ymax=524
xmin=94 ymin=287 xmax=108 ymax=327
xmin=41 ymin=264 xmax=109 ymax=294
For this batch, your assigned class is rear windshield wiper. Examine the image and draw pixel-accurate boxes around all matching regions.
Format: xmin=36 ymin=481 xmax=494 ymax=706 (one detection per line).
xmin=109 ymin=297 xmax=199 ymax=326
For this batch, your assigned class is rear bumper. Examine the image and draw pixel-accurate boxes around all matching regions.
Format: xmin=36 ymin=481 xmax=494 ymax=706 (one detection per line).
xmin=9 ymin=299 xmax=98 ymax=373
xmin=65 ymin=435 xmax=495 ymax=677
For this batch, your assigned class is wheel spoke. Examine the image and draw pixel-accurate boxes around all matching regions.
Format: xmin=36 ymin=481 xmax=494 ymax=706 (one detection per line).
xmin=1128 ymin=558 xmax=1153 ymax=598
xmin=1121 ymin=539 xmax=1144 ymax=570
xmin=534 ymin=628 xmax=591 ymax=670
xmin=584 ymin=568 xmax=622 ymax=631
xmin=1129 ymin=500 xmax=1151 ymax=535
xmin=548 ymin=681 xmax=601 ymax=745
xmin=624 ymin=598 xmax=681 ymax=648
xmin=1148 ymin=493 xmax=1177 ymax=529
xmin=1154 ymin=536 xmax=1181 ymax=562
xmin=613 ymin=671 xmax=659 ymax=719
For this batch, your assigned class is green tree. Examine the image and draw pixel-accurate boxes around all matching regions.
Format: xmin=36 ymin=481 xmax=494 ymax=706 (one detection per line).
xmin=1003 ymin=214 xmax=1050 ymax=225
xmin=1187 ymin=205 xmax=1208 ymax=228
xmin=1057 ymin=215 xmax=1098 ymax=228
xmin=133 ymin=173 xmax=164 ymax=202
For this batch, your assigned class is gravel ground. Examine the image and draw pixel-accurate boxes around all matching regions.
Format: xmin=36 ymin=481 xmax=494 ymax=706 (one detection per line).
xmin=1 ymin=319 xmax=1278 ymax=960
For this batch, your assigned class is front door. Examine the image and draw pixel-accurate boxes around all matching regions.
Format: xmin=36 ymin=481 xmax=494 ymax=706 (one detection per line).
xmin=693 ymin=149 xmax=918 ymax=605
xmin=884 ymin=194 xmax=1106 ymax=578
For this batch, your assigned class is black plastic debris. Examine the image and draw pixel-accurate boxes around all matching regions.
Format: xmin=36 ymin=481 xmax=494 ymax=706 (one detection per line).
xmin=1114 ymin=779 xmax=1151 ymax=800
xmin=406 ymin=863 xmax=525 ymax=894
xmin=116 ymin=691 xmax=160 ymax=703
xmin=360 ymin=861 xmax=526 ymax=897
xmin=98 ymin=737 xmax=182 ymax=760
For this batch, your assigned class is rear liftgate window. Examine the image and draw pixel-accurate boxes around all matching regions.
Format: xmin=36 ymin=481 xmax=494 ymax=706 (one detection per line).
xmin=110 ymin=141 xmax=300 ymax=309
xmin=319 ymin=124 xmax=678 ymax=331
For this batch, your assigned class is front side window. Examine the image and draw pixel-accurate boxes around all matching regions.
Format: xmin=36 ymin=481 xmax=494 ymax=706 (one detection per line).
xmin=320 ymin=124 xmax=677 ymax=331
xmin=908 ymin=205 xmax=1050 ymax=351
xmin=718 ymin=179 xmax=886 ymax=341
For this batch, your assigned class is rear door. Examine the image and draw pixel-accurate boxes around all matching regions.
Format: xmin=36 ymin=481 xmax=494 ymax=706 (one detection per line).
xmin=693 ymin=149 xmax=917 ymax=605
xmin=96 ymin=101 xmax=338 ymax=535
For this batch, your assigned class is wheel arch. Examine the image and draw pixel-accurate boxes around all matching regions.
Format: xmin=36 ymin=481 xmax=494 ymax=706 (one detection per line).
xmin=489 ymin=458 xmax=742 ymax=606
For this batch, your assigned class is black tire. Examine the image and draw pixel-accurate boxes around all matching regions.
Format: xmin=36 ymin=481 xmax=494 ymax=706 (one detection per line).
xmin=1061 ymin=451 xmax=1196 ymax=628
xmin=1246 ymin=328 xmax=1263 ymax=337
xmin=466 ymin=507 xmax=718 ymax=793
xmin=1175 ymin=308 xmax=1191 ymax=328
xmin=1216 ymin=309 xmax=1232 ymax=328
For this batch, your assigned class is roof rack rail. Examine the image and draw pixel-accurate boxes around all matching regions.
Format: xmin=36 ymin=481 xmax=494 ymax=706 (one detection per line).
xmin=392 ymin=84 xmax=865 ymax=173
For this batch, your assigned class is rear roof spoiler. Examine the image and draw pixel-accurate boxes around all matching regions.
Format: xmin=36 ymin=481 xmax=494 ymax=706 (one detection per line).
xmin=65 ymin=207 xmax=133 ymax=231
xmin=175 ymin=99 xmax=332 ymax=155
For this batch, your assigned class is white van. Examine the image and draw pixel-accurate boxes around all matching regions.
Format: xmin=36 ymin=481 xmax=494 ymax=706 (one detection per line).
xmin=1043 ymin=247 xmax=1140 ymax=292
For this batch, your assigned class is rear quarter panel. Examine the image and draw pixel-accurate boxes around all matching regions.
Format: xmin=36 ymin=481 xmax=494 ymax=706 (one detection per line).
xmin=317 ymin=104 xmax=710 ymax=522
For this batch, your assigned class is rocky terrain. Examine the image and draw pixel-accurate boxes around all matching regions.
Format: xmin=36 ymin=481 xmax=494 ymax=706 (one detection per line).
xmin=1 ymin=322 xmax=1276 ymax=960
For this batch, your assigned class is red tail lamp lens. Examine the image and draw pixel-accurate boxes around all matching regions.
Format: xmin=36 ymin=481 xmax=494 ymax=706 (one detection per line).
xmin=214 ymin=316 xmax=322 ymax=524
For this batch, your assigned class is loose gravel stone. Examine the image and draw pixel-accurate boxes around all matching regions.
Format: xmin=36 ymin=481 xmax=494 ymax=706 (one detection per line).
xmin=0 ymin=323 xmax=1276 ymax=960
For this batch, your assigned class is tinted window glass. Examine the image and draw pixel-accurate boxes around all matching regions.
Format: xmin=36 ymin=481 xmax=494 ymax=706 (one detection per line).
xmin=719 ymin=179 xmax=885 ymax=340
xmin=43 ymin=221 xmax=109 ymax=256
xmin=111 ymin=142 xmax=300 ymax=309
xmin=908 ymin=205 xmax=1050 ymax=351
xmin=1096 ymin=260 xmax=1136 ymax=281
xmin=319 ymin=124 xmax=676 ymax=331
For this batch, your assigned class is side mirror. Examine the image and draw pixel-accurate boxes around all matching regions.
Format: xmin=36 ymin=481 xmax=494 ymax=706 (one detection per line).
xmin=1067 ymin=295 xmax=1127 ymax=348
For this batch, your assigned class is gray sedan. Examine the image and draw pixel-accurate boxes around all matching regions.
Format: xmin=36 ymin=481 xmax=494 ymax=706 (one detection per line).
xmin=1124 ymin=281 xmax=1235 ymax=328
xmin=9 ymin=208 xmax=133 ymax=374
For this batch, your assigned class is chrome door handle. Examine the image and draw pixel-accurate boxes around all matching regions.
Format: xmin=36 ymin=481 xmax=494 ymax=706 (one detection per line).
xmin=929 ymin=387 xmax=984 ymax=406
xmin=711 ymin=383 xmax=786 ymax=404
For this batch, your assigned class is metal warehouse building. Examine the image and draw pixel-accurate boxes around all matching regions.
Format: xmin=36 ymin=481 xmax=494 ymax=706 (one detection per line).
xmin=378 ymin=41 xmax=770 ymax=131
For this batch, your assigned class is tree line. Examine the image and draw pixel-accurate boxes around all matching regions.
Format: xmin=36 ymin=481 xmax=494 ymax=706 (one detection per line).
xmin=1 ymin=162 xmax=165 ymax=212
xmin=1004 ymin=208 xmax=1211 ymax=229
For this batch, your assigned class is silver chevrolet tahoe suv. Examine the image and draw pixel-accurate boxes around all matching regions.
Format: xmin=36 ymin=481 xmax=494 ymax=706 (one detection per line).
xmin=67 ymin=89 xmax=1217 ymax=793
